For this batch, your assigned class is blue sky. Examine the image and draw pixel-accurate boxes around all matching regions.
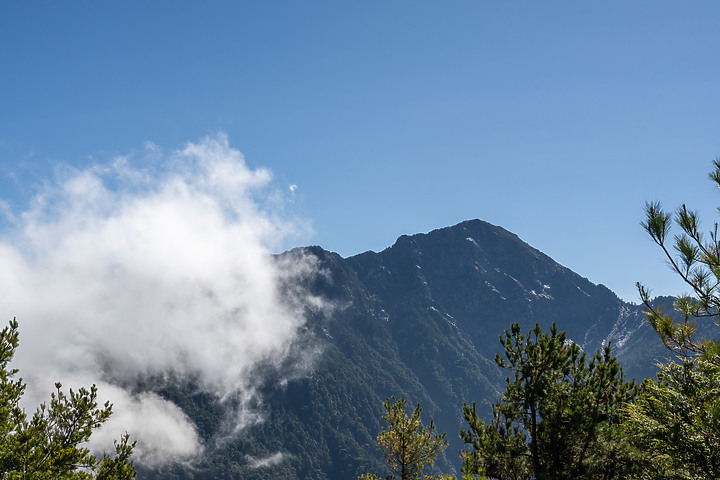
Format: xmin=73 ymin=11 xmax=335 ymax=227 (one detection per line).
xmin=2 ymin=1 xmax=719 ymax=302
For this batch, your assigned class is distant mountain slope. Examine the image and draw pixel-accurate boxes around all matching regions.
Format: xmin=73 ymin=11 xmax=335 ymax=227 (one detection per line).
xmin=142 ymin=219 xmax=670 ymax=480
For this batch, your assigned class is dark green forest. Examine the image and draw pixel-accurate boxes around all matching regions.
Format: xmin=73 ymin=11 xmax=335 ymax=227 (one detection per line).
xmin=362 ymin=322 xmax=720 ymax=480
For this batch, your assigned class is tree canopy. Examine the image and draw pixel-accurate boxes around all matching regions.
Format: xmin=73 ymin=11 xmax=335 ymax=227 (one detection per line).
xmin=623 ymin=358 xmax=720 ymax=479
xmin=460 ymin=322 xmax=638 ymax=480
xmin=628 ymin=158 xmax=720 ymax=479
xmin=359 ymin=396 xmax=449 ymax=480
xmin=0 ymin=318 xmax=136 ymax=479
xmin=637 ymin=157 xmax=720 ymax=363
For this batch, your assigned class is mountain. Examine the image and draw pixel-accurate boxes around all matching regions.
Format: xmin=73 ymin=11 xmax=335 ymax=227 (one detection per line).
xmin=141 ymin=219 xmax=671 ymax=479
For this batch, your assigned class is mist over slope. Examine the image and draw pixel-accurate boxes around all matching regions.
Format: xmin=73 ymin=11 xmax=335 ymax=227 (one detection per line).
xmin=0 ymin=135 xmax=320 ymax=466
xmin=139 ymin=219 xmax=668 ymax=479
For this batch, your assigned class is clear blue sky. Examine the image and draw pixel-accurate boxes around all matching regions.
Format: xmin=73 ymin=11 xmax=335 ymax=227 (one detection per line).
xmin=1 ymin=1 xmax=719 ymax=302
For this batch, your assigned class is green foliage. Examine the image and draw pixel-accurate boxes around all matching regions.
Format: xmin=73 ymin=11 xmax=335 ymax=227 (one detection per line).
xmin=461 ymin=322 xmax=638 ymax=480
xmin=637 ymin=158 xmax=720 ymax=364
xmin=96 ymin=434 xmax=137 ymax=480
xmin=0 ymin=318 xmax=136 ymax=479
xmin=459 ymin=401 xmax=525 ymax=480
xmin=361 ymin=396 xmax=448 ymax=480
xmin=631 ymin=157 xmax=720 ymax=478
xmin=624 ymin=359 xmax=720 ymax=479
xmin=358 ymin=474 xmax=456 ymax=480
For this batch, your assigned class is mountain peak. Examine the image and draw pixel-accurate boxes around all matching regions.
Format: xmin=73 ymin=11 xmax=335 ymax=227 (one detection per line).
xmin=386 ymin=219 xmax=517 ymax=250
xmin=149 ymin=218 xmax=662 ymax=480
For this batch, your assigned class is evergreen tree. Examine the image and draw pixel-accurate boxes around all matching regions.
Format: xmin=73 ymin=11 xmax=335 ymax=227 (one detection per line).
xmin=0 ymin=318 xmax=136 ymax=479
xmin=359 ymin=396 xmax=448 ymax=480
xmin=623 ymin=359 xmax=720 ymax=479
xmin=461 ymin=323 xmax=638 ymax=480
xmin=460 ymin=401 xmax=527 ymax=480
xmin=637 ymin=157 xmax=720 ymax=363
xmin=628 ymin=158 xmax=720 ymax=479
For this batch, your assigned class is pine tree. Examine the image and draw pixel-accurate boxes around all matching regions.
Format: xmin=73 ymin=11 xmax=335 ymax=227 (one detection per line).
xmin=637 ymin=157 xmax=720 ymax=363
xmin=0 ymin=318 xmax=136 ymax=479
xmin=623 ymin=359 xmax=720 ymax=479
xmin=628 ymin=158 xmax=720 ymax=479
xmin=360 ymin=396 xmax=448 ymax=480
xmin=461 ymin=323 xmax=638 ymax=480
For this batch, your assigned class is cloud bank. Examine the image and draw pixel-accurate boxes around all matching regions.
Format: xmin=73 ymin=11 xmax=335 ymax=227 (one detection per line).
xmin=0 ymin=134 xmax=314 ymax=466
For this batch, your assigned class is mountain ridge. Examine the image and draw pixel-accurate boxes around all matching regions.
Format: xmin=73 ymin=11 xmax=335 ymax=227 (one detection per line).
xmin=143 ymin=218 xmax=668 ymax=479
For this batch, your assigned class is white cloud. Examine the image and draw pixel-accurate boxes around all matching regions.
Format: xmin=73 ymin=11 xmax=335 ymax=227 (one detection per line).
xmin=88 ymin=383 xmax=203 ymax=467
xmin=0 ymin=133 xmax=316 ymax=466
xmin=247 ymin=452 xmax=288 ymax=469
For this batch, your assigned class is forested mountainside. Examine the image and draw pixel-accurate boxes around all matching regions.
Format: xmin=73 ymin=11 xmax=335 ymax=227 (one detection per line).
xmin=141 ymin=219 xmax=669 ymax=479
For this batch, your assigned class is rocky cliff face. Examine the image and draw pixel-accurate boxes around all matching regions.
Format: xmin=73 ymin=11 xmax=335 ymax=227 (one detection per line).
xmin=143 ymin=219 xmax=669 ymax=480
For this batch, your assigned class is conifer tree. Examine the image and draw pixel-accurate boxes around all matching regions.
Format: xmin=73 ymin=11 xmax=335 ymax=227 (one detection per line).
xmin=627 ymin=158 xmax=720 ymax=479
xmin=624 ymin=359 xmax=720 ymax=479
xmin=637 ymin=157 xmax=720 ymax=362
xmin=461 ymin=323 xmax=638 ymax=480
xmin=0 ymin=318 xmax=136 ymax=479
xmin=359 ymin=396 xmax=448 ymax=480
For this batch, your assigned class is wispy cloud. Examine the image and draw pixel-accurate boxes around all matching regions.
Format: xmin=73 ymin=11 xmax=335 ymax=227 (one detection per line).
xmin=0 ymin=134 xmax=316 ymax=466
xmin=246 ymin=452 xmax=288 ymax=469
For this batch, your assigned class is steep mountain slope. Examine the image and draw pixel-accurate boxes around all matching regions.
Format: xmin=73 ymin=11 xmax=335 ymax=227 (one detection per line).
xmin=142 ymin=219 xmax=669 ymax=479
xmin=350 ymin=220 xmax=629 ymax=352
